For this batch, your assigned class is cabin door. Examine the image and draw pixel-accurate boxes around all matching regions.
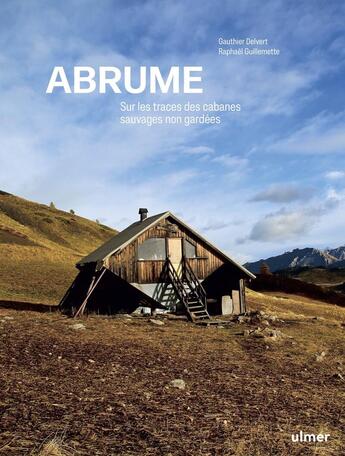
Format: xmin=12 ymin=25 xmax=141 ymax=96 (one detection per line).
xmin=167 ymin=238 xmax=182 ymax=276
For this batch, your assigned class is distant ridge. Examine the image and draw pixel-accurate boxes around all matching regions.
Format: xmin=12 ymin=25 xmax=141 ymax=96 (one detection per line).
xmin=245 ymin=246 xmax=345 ymax=274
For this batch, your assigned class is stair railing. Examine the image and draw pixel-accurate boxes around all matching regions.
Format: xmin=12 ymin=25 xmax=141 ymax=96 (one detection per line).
xmin=183 ymin=258 xmax=207 ymax=308
xmin=164 ymin=257 xmax=209 ymax=321
xmin=164 ymin=258 xmax=192 ymax=313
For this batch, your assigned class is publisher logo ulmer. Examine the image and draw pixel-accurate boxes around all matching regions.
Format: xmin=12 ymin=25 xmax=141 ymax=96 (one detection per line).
xmin=292 ymin=431 xmax=330 ymax=443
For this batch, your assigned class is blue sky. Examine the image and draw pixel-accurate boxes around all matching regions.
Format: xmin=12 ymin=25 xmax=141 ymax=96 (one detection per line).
xmin=1 ymin=0 xmax=345 ymax=263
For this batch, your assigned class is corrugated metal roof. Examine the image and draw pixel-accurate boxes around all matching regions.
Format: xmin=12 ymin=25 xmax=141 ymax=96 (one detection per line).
xmin=77 ymin=211 xmax=255 ymax=278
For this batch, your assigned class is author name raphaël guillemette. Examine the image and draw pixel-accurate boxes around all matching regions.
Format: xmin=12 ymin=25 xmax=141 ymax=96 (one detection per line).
xmin=218 ymin=37 xmax=280 ymax=55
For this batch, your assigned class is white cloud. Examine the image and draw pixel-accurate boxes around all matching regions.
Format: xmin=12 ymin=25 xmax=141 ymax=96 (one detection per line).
xmin=213 ymin=154 xmax=249 ymax=168
xmin=325 ymin=170 xmax=345 ymax=180
xmin=250 ymin=184 xmax=314 ymax=203
xmin=181 ymin=146 xmax=214 ymax=155
xmin=165 ymin=169 xmax=199 ymax=186
xmin=246 ymin=208 xmax=321 ymax=242
xmin=201 ymin=220 xmax=233 ymax=231
xmin=243 ymin=188 xmax=342 ymax=243
xmin=269 ymin=111 xmax=345 ymax=154
xmin=326 ymin=187 xmax=345 ymax=202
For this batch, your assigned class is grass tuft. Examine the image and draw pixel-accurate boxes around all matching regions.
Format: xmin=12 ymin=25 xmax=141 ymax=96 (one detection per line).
xmin=32 ymin=436 xmax=73 ymax=456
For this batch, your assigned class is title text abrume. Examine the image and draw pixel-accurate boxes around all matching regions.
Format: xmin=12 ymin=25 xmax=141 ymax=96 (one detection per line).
xmin=46 ymin=66 xmax=203 ymax=94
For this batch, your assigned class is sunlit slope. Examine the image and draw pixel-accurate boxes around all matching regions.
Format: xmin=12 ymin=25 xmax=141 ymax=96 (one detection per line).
xmin=0 ymin=191 xmax=116 ymax=304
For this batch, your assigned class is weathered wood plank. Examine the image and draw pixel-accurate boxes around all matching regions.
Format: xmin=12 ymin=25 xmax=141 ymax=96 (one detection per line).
xmin=107 ymin=216 xmax=225 ymax=283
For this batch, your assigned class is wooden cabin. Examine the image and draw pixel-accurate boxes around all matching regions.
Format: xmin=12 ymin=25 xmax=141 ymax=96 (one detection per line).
xmin=60 ymin=209 xmax=255 ymax=321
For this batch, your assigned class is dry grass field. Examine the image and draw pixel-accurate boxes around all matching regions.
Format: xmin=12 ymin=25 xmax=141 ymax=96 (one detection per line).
xmin=0 ymin=290 xmax=344 ymax=455
xmin=0 ymin=191 xmax=115 ymax=304
xmin=1 ymin=192 xmax=344 ymax=454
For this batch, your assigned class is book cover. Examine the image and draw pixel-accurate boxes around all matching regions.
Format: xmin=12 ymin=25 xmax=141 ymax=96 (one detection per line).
xmin=0 ymin=1 xmax=344 ymax=454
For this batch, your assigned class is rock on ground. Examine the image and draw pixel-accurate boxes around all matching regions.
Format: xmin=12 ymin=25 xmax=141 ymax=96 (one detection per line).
xmin=244 ymin=327 xmax=289 ymax=341
xmin=169 ymin=379 xmax=186 ymax=390
xmin=149 ymin=319 xmax=165 ymax=326
xmin=315 ymin=351 xmax=327 ymax=362
xmin=236 ymin=311 xmax=283 ymax=325
xmin=70 ymin=323 xmax=86 ymax=330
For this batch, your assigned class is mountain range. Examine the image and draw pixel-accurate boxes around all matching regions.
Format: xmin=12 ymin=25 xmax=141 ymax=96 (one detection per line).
xmin=245 ymin=246 xmax=345 ymax=274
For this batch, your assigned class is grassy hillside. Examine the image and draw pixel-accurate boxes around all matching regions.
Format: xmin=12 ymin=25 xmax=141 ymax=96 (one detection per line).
xmin=291 ymin=267 xmax=345 ymax=286
xmin=0 ymin=191 xmax=116 ymax=304
xmin=251 ymin=273 xmax=345 ymax=307
xmin=0 ymin=291 xmax=344 ymax=455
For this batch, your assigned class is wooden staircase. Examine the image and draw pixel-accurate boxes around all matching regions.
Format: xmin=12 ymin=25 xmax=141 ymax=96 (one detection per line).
xmin=165 ymin=258 xmax=210 ymax=322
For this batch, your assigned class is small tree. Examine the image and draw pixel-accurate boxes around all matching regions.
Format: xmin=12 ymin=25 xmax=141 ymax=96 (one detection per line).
xmin=70 ymin=209 xmax=75 ymax=215
xmin=259 ymin=262 xmax=272 ymax=275
xmin=49 ymin=202 xmax=56 ymax=209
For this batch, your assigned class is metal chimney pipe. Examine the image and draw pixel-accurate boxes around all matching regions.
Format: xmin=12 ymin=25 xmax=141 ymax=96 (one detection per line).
xmin=138 ymin=208 xmax=148 ymax=221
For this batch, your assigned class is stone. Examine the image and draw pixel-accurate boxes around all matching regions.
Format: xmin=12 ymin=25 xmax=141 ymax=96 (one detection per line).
xmin=332 ymin=372 xmax=344 ymax=380
xmin=169 ymin=379 xmax=186 ymax=390
xmin=149 ymin=319 xmax=164 ymax=326
xmin=249 ymin=327 xmax=287 ymax=341
xmin=315 ymin=351 xmax=327 ymax=362
xmin=70 ymin=323 xmax=86 ymax=330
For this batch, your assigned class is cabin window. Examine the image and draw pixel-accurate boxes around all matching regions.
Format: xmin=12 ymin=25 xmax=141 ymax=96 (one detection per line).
xmin=184 ymin=239 xmax=197 ymax=258
xmin=138 ymin=238 xmax=166 ymax=260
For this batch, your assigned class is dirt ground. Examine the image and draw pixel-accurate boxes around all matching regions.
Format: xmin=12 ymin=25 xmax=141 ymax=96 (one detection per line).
xmin=0 ymin=292 xmax=344 ymax=455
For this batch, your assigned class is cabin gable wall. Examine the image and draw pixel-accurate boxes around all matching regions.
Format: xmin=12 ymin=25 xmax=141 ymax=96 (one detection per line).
xmin=105 ymin=217 xmax=225 ymax=283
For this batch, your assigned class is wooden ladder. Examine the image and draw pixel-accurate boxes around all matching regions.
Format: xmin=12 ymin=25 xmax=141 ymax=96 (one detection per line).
xmin=165 ymin=258 xmax=210 ymax=322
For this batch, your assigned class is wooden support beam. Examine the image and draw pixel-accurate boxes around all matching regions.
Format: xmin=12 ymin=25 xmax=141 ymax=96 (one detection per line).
xmin=58 ymin=279 xmax=76 ymax=309
xmin=73 ymin=268 xmax=106 ymax=318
